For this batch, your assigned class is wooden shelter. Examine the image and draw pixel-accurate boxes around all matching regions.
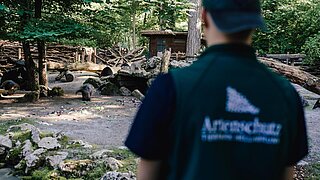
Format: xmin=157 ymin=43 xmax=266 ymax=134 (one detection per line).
xmin=141 ymin=30 xmax=205 ymax=57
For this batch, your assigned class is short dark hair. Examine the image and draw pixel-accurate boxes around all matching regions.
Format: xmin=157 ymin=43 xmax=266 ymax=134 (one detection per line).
xmin=225 ymin=29 xmax=253 ymax=42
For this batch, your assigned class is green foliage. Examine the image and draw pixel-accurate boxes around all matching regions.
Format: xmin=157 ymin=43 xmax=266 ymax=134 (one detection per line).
xmin=30 ymin=168 xmax=66 ymax=180
xmin=253 ymin=0 xmax=320 ymax=64
xmin=84 ymin=161 xmax=107 ymax=179
xmin=0 ymin=118 xmax=35 ymax=135
xmin=306 ymin=162 xmax=320 ymax=179
xmin=302 ymin=33 xmax=320 ymax=64
xmin=108 ymin=148 xmax=137 ymax=173
xmin=0 ymin=0 xmax=191 ymax=48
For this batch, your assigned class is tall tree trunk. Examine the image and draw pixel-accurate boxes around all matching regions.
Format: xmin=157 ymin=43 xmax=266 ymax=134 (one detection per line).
xmin=38 ymin=41 xmax=48 ymax=86
xmin=23 ymin=41 xmax=39 ymax=91
xmin=186 ymin=0 xmax=202 ymax=61
xmin=35 ymin=0 xmax=48 ymax=87
xmin=21 ymin=0 xmax=39 ymax=91
xmin=131 ymin=0 xmax=137 ymax=50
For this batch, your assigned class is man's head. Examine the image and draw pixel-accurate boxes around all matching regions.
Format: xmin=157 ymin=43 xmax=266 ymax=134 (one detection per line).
xmin=202 ymin=0 xmax=266 ymax=45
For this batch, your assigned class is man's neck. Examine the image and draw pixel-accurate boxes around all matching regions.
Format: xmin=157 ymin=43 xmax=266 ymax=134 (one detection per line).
xmin=204 ymin=29 xmax=252 ymax=46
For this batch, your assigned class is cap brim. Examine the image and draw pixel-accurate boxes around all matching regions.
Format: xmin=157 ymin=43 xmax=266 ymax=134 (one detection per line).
xmin=210 ymin=11 xmax=267 ymax=33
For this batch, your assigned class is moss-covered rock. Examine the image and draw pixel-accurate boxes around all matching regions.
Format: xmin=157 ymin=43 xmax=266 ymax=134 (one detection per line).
xmin=49 ymin=87 xmax=64 ymax=97
xmin=83 ymin=78 xmax=102 ymax=88
xmin=59 ymin=159 xmax=95 ymax=178
xmin=18 ymin=91 xmax=40 ymax=103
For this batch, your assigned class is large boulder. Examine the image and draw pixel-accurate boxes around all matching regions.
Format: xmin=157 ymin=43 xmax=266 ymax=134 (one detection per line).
xmin=59 ymin=159 xmax=95 ymax=177
xmin=84 ymin=78 xmax=102 ymax=88
xmin=46 ymin=152 xmax=69 ymax=168
xmin=105 ymin=157 xmax=123 ymax=171
xmin=49 ymin=87 xmax=64 ymax=97
xmin=0 ymin=135 xmax=12 ymax=149
xmin=22 ymin=140 xmax=33 ymax=157
xmin=90 ymin=149 xmax=113 ymax=160
xmin=99 ymin=82 xmax=121 ymax=96
xmin=100 ymin=171 xmax=136 ymax=180
xmin=24 ymin=148 xmax=47 ymax=168
xmin=7 ymin=123 xmax=40 ymax=144
xmin=38 ymin=137 xmax=61 ymax=150
xmin=119 ymin=87 xmax=132 ymax=96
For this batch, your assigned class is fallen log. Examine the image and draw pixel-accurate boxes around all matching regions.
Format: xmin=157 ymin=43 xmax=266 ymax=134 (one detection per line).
xmin=259 ymin=57 xmax=320 ymax=95
xmin=47 ymin=61 xmax=106 ymax=72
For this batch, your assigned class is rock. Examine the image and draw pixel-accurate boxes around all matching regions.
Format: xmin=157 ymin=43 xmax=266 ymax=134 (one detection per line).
xmin=118 ymin=69 xmax=132 ymax=76
xmin=22 ymin=140 xmax=33 ymax=157
xmin=119 ymin=87 xmax=132 ymax=96
xmin=132 ymin=70 xmax=150 ymax=78
xmin=0 ymin=147 xmax=6 ymax=157
xmin=84 ymin=78 xmax=102 ymax=88
xmin=170 ymin=60 xmax=192 ymax=69
xmin=100 ymin=171 xmax=136 ymax=180
xmin=69 ymin=140 xmax=92 ymax=149
xmin=7 ymin=123 xmax=41 ymax=144
xmin=38 ymin=137 xmax=61 ymax=150
xmin=313 ymin=98 xmax=320 ymax=109
xmin=18 ymin=91 xmax=40 ymax=103
xmin=59 ymin=159 xmax=95 ymax=176
xmin=25 ymin=148 xmax=46 ymax=168
xmin=297 ymin=160 xmax=309 ymax=166
xmin=53 ymin=131 xmax=65 ymax=140
xmin=105 ymin=157 xmax=123 ymax=171
xmin=49 ymin=87 xmax=64 ymax=97
xmin=46 ymin=152 xmax=68 ymax=168
xmin=132 ymin=89 xmax=145 ymax=101
xmin=300 ymin=96 xmax=309 ymax=107
xmin=39 ymin=85 xmax=51 ymax=97
xmin=100 ymin=82 xmax=121 ymax=96
xmin=142 ymin=56 xmax=161 ymax=70
xmin=15 ymin=141 xmax=21 ymax=147
xmin=90 ymin=149 xmax=113 ymax=160
xmin=0 ymin=135 xmax=12 ymax=149
xmin=0 ymin=168 xmax=20 ymax=180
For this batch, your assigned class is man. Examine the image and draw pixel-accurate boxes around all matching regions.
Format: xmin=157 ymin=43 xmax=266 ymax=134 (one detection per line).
xmin=125 ymin=0 xmax=308 ymax=179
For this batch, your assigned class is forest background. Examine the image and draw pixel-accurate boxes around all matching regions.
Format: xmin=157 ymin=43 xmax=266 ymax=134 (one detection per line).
xmin=0 ymin=0 xmax=319 ymax=65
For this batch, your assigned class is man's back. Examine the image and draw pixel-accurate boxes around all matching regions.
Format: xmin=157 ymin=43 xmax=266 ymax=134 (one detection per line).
xmin=167 ymin=43 xmax=307 ymax=179
xmin=125 ymin=0 xmax=308 ymax=179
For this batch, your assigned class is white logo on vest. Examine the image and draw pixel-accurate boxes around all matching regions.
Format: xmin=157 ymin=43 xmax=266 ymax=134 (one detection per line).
xmin=201 ymin=86 xmax=282 ymax=145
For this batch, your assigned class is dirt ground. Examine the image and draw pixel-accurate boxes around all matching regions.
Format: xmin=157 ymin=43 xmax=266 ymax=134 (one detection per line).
xmin=0 ymin=71 xmax=319 ymax=163
xmin=0 ymin=72 xmax=140 ymax=149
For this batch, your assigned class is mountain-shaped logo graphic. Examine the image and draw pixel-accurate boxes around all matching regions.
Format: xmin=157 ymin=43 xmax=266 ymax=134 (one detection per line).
xmin=226 ymin=87 xmax=260 ymax=115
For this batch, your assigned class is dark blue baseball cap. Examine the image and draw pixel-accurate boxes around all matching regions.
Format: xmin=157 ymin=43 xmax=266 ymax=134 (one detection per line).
xmin=202 ymin=0 xmax=267 ymax=33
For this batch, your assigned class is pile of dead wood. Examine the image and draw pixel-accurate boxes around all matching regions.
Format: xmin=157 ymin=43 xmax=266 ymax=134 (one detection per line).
xmin=46 ymin=45 xmax=78 ymax=63
xmin=97 ymin=46 xmax=146 ymax=67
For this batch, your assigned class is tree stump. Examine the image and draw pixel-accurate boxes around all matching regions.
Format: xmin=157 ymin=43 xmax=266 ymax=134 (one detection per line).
xmin=65 ymin=71 xmax=75 ymax=82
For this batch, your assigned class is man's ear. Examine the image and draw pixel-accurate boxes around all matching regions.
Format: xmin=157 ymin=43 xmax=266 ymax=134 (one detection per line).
xmin=201 ymin=8 xmax=209 ymax=28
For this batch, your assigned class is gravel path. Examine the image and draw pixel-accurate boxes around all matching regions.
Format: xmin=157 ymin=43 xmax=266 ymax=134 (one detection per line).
xmin=293 ymin=84 xmax=320 ymax=163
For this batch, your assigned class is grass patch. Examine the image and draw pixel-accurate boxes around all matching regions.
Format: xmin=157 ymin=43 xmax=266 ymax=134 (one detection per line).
xmin=0 ymin=118 xmax=36 ymax=135
xmin=306 ymin=162 xmax=320 ymax=179
xmin=108 ymin=148 xmax=137 ymax=173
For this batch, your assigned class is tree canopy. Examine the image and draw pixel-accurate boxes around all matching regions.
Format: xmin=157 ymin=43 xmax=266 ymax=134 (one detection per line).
xmin=253 ymin=0 xmax=320 ymax=64
xmin=0 ymin=0 xmax=319 ymax=64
